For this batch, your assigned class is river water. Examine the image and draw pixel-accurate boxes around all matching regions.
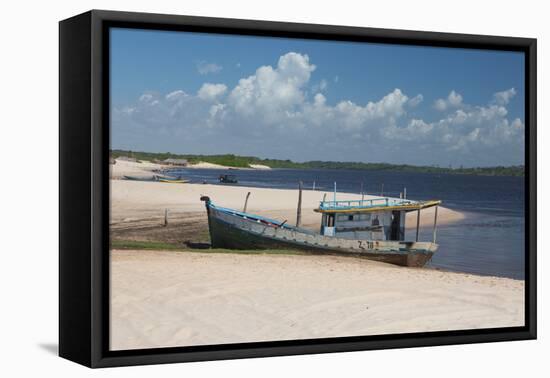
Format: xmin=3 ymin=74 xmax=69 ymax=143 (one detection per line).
xmin=169 ymin=167 xmax=525 ymax=279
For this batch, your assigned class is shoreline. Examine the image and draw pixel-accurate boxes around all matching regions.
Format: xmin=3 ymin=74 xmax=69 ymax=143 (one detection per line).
xmin=110 ymin=179 xmax=465 ymax=229
xmin=110 ymin=249 xmax=524 ymax=350
xmin=184 ymin=162 xmax=272 ymax=170
xmin=110 ymin=158 xmax=273 ymax=175
xmin=110 ymin=151 xmax=524 ymax=177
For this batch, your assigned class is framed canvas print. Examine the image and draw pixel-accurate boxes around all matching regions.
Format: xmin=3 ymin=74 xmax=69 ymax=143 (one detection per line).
xmin=59 ymin=10 xmax=536 ymax=368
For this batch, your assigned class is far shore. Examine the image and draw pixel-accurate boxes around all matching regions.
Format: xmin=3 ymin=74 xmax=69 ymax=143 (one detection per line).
xmin=110 ymin=158 xmax=270 ymax=179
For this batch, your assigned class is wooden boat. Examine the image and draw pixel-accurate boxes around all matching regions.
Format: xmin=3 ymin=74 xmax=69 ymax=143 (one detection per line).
xmin=123 ymin=174 xmax=189 ymax=183
xmin=219 ymin=174 xmax=238 ymax=184
xmin=157 ymin=178 xmax=189 ymax=183
xmin=123 ymin=175 xmax=156 ymax=181
xmin=200 ymin=195 xmax=441 ymax=267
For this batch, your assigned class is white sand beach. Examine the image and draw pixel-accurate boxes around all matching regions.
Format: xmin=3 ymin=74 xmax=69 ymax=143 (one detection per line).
xmin=110 ymin=250 xmax=525 ymax=350
xmin=186 ymin=161 xmax=229 ymax=169
xmin=110 ymin=159 xmax=166 ymax=179
xmin=110 ymin=158 xmax=273 ymax=177
xmin=110 ymin=158 xmax=464 ymax=228
xmin=248 ymin=164 xmax=272 ymax=170
xmin=108 ymin=160 xmax=524 ymax=352
xmin=110 ymin=179 xmax=464 ymax=230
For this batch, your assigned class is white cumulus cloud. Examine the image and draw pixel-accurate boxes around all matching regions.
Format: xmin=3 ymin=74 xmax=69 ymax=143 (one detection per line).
xmin=112 ymin=52 xmax=524 ymax=167
xmin=228 ymin=52 xmax=316 ymax=122
xmin=198 ymin=83 xmax=227 ymax=101
xmin=493 ymin=88 xmax=517 ymax=105
xmin=196 ymin=61 xmax=222 ymax=75
xmin=434 ymin=90 xmax=463 ymax=111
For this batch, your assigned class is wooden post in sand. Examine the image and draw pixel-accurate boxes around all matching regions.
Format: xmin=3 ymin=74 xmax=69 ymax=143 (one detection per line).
xmin=243 ymin=192 xmax=251 ymax=213
xmin=164 ymin=208 xmax=168 ymax=227
xmin=415 ymin=209 xmax=421 ymax=242
xmin=432 ymin=206 xmax=439 ymax=243
xmin=296 ymin=181 xmax=303 ymax=227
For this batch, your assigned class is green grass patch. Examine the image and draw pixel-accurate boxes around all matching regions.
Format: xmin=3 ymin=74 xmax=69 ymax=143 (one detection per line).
xmin=110 ymin=239 xmax=184 ymax=251
xmin=111 ymin=239 xmax=306 ymax=256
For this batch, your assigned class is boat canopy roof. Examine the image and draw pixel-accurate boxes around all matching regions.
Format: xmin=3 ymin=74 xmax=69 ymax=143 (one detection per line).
xmin=314 ymin=197 xmax=441 ymax=214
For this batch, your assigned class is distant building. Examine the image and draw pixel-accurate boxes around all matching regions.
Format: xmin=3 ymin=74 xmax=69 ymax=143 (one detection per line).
xmin=117 ymin=156 xmax=138 ymax=162
xmin=163 ymin=158 xmax=188 ymax=166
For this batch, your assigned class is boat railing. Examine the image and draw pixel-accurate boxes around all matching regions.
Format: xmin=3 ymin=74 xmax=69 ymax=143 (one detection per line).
xmin=319 ymin=198 xmax=416 ymax=210
xmin=212 ymin=203 xmax=316 ymax=234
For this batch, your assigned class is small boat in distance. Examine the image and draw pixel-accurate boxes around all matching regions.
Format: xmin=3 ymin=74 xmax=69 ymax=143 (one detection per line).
xmin=157 ymin=177 xmax=190 ymax=184
xmin=123 ymin=174 xmax=189 ymax=183
xmin=156 ymin=174 xmax=189 ymax=184
xmin=200 ymin=195 xmax=441 ymax=267
xmin=219 ymin=174 xmax=238 ymax=184
xmin=123 ymin=175 xmax=156 ymax=181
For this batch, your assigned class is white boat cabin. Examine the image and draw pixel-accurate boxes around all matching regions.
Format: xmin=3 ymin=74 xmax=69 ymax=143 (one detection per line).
xmin=315 ymin=197 xmax=441 ymax=242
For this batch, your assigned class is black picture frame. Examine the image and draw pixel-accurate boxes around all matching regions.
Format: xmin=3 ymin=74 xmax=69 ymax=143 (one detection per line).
xmin=59 ymin=9 xmax=537 ymax=368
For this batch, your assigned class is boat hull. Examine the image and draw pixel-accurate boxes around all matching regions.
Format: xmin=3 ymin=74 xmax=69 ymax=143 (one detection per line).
xmin=205 ymin=204 xmax=436 ymax=267
xmin=158 ymin=179 xmax=189 ymax=183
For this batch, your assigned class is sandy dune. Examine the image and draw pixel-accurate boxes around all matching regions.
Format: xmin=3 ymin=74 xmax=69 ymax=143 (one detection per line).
xmin=110 ymin=250 xmax=524 ymax=350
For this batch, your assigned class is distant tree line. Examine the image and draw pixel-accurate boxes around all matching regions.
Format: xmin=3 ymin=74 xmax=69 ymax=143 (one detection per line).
xmin=110 ymin=149 xmax=524 ymax=177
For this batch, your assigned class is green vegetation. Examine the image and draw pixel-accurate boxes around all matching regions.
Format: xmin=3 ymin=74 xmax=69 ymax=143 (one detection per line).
xmin=111 ymin=149 xmax=524 ymax=177
xmin=111 ymin=239 xmax=305 ymax=256
xmin=110 ymin=240 xmax=184 ymax=250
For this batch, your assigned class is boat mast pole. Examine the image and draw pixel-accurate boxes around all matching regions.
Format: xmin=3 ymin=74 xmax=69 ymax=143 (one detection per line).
xmin=415 ymin=209 xmax=420 ymax=242
xmin=333 ymin=182 xmax=337 ymax=205
xmin=432 ymin=205 xmax=438 ymax=243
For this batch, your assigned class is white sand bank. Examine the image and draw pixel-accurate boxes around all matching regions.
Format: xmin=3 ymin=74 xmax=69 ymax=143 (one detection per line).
xmin=187 ymin=161 xmax=230 ymax=169
xmin=248 ymin=164 xmax=271 ymax=170
xmin=110 ymin=159 xmax=166 ymax=179
xmin=187 ymin=161 xmax=272 ymax=170
xmin=110 ymin=250 xmax=524 ymax=350
xmin=110 ymin=180 xmax=464 ymax=228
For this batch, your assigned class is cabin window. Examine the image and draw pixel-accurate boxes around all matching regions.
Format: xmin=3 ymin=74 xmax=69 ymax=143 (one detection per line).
xmin=348 ymin=215 xmax=354 ymax=221
xmin=327 ymin=214 xmax=335 ymax=227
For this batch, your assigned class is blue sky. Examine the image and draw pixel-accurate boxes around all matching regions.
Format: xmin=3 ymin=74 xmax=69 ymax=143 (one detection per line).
xmin=111 ymin=28 xmax=525 ymax=167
